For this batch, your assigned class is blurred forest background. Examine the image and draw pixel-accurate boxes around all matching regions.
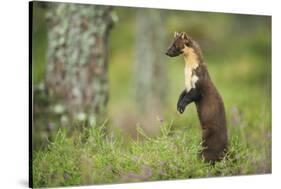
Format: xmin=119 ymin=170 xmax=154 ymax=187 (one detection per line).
xmin=32 ymin=1 xmax=271 ymax=187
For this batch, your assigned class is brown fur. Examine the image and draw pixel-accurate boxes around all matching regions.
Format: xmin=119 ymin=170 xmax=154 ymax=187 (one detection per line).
xmin=195 ymin=64 xmax=228 ymax=162
xmin=166 ymin=32 xmax=228 ymax=163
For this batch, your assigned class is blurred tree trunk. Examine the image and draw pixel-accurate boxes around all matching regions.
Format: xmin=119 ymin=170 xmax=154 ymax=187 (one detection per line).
xmin=45 ymin=3 xmax=114 ymax=123
xmin=135 ymin=9 xmax=167 ymax=112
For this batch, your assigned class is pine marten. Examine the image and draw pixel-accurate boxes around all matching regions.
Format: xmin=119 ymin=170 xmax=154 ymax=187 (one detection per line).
xmin=165 ymin=32 xmax=228 ymax=163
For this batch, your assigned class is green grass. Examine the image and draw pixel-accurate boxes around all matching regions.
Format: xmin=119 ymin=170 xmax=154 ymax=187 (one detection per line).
xmin=33 ymin=120 xmax=257 ymax=187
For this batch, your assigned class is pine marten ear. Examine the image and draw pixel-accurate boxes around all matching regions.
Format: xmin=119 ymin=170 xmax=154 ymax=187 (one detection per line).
xmin=180 ymin=32 xmax=189 ymax=40
xmin=174 ymin=32 xmax=179 ymax=38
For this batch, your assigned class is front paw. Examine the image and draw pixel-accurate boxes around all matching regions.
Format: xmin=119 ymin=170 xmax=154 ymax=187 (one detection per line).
xmin=177 ymin=100 xmax=186 ymax=114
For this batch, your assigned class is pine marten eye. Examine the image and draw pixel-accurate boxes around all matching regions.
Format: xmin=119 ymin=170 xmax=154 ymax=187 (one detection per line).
xmin=172 ymin=44 xmax=179 ymax=50
xmin=185 ymin=40 xmax=192 ymax=47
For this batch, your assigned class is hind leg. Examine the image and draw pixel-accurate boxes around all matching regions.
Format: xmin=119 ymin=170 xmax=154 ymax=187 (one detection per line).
xmin=201 ymin=149 xmax=223 ymax=164
xmin=201 ymin=127 xmax=227 ymax=163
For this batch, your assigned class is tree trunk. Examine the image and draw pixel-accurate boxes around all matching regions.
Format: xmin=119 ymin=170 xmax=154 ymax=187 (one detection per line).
xmin=45 ymin=3 xmax=114 ymax=123
xmin=135 ymin=9 xmax=167 ymax=113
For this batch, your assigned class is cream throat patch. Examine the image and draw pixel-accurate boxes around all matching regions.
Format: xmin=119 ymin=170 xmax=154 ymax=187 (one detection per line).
xmin=182 ymin=46 xmax=199 ymax=92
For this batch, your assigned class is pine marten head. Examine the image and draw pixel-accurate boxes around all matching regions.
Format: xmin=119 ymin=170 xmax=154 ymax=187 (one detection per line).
xmin=165 ymin=32 xmax=203 ymax=62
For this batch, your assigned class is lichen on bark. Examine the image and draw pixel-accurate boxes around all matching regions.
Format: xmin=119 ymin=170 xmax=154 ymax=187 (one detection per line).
xmin=45 ymin=3 xmax=115 ymax=123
